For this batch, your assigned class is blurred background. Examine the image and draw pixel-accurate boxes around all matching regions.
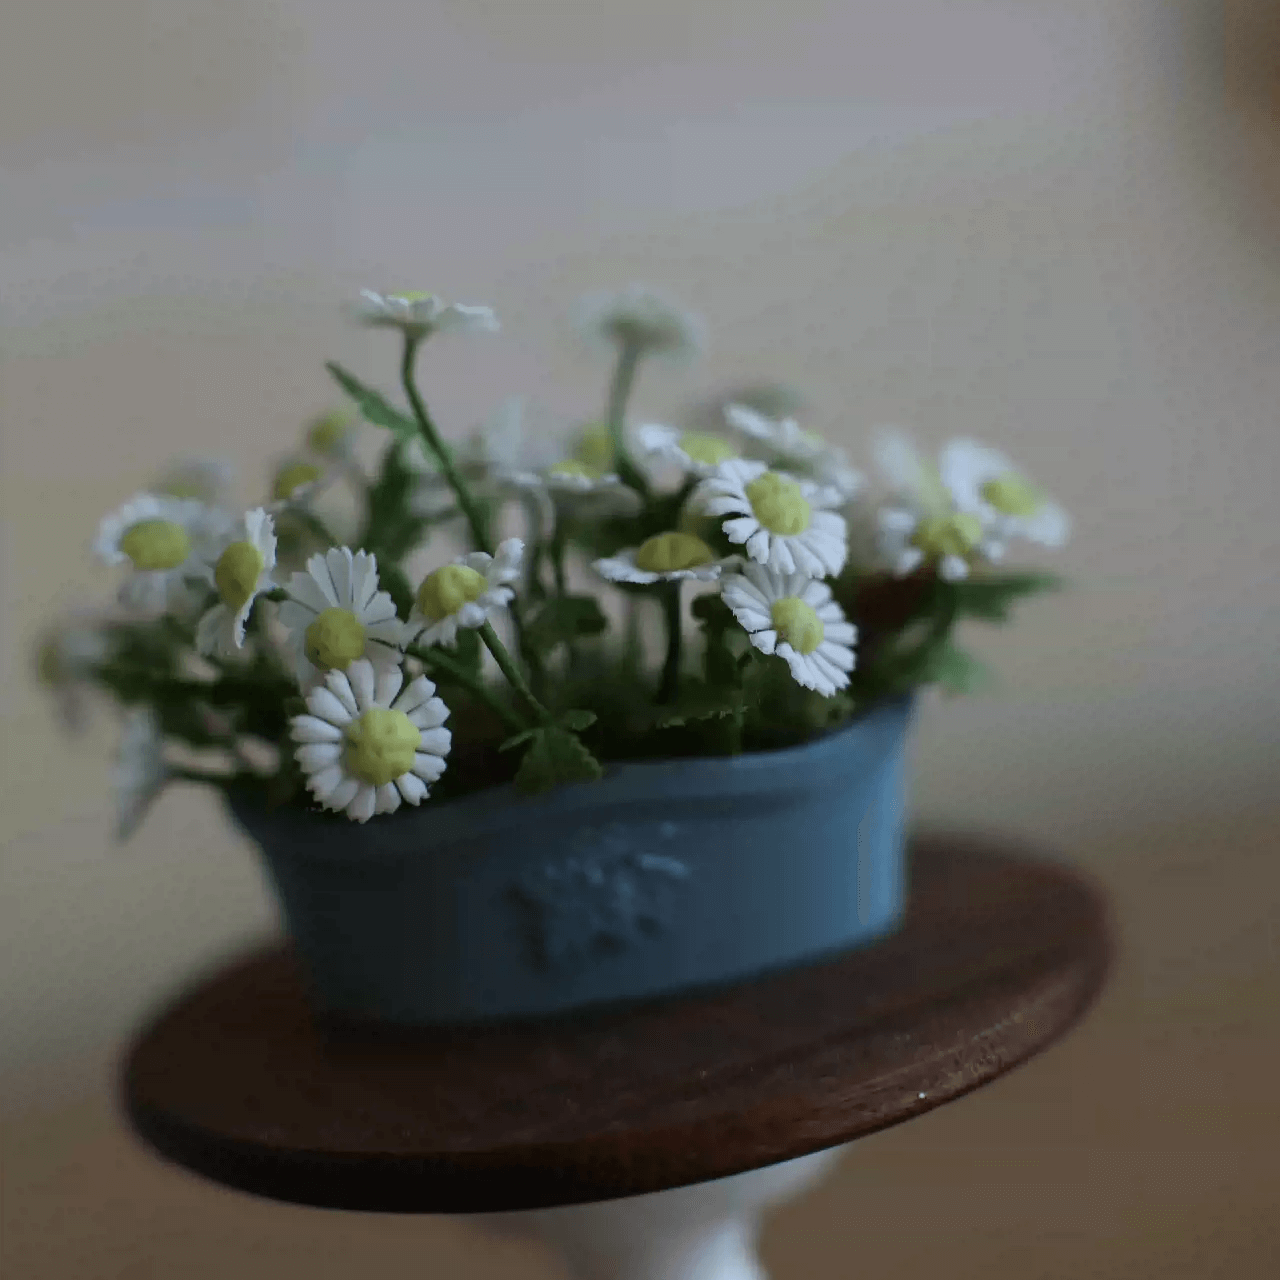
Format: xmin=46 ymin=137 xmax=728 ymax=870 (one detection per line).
xmin=3 ymin=1 xmax=1278 ymax=1275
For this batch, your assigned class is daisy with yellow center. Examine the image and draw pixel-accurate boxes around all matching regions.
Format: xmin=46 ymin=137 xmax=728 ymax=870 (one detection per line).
xmin=407 ymin=538 xmax=524 ymax=648
xmin=291 ymin=659 xmax=451 ymax=823
xmin=153 ymin=458 xmax=235 ymax=504
xmin=354 ymin=290 xmax=499 ymax=339
xmin=695 ymin=459 xmax=848 ymax=578
xmin=873 ymin=429 xmax=1013 ymax=581
xmin=634 ymin=421 xmax=738 ymax=478
xmin=574 ymin=286 xmax=703 ymax=360
xmin=194 ymin=508 xmax=278 ymax=657
xmin=94 ymin=494 xmax=229 ymax=615
xmin=720 ymin=563 xmax=857 ymax=698
xmin=939 ymin=440 xmax=1069 ymax=550
xmin=270 ymin=457 xmax=328 ymax=506
xmin=593 ymin=531 xmax=730 ymax=586
xmin=278 ymin=547 xmax=405 ymax=688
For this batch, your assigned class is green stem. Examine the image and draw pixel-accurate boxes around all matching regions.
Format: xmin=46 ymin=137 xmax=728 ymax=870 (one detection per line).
xmin=480 ymin=621 xmax=553 ymax=724
xmin=658 ymin=581 xmax=683 ymax=704
xmin=400 ymin=337 xmax=493 ymax=556
xmin=604 ymin=341 xmax=650 ymax=499
xmin=288 ymin=505 xmax=338 ymax=547
xmin=550 ymin=520 xmax=569 ymax=597
xmin=406 ymin=643 xmax=526 ymax=733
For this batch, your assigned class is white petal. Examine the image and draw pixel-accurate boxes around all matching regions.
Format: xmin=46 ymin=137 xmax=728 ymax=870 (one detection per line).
xmin=396 ymin=772 xmax=428 ymax=805
xmin=346 ymin=659 xmax=376 ymax=709
xmin=308 ymin=764 xmax=346 ymax=799
xmin=456 ymin=601 xmax=487 ymax=628
xmin=743 ymin=528 xmax=772 ymax=563
xmin=304 ymin=553 xmax=341 ymax=607
xmin=409 ymin=700 xmax=450 ymax=733
xmin=309 ymin=685 xmax=354 ymax=726
xmin=722 ymin=517 xmax=760 ymax=547
xmin=939 ymin=554 xmax=970 ymax=582
xmin=327 ymin=776 xmax=360 ymax=811
xmin=292 ymin=714 xmax=343 ymax=743
xmin=285 ymin=574 xmax=330 ymax=616
xmin=416 ymin=726 xmax=452 ymax=756
xmin=375 ymin=782 xmax=402 ymax=814
xmin=374 ymin=666 xmax=404 ymax=708
xmin=771 ymin=539 xmax=797 ymax=575
xmin=750 ymin=628 xmax=779 ymax=655
xmin=325 ymin=668 xmax=360 ymax=717
xmin=822 ymin=620 xmax=857 ymax=647
xmin=347 ymin=785 xmax=377 ymax=823
xmin=297 ymin=742 xmax=343 ymax=771
xmin=393 ymin=674 xmax=439 ymax=715
xmin=362 ymin=592 xmax=399 ymax=625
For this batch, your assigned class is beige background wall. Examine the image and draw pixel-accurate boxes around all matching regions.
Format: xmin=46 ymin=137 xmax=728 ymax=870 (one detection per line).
xmin=4 ymin=2 xmax=1279 ymax=1275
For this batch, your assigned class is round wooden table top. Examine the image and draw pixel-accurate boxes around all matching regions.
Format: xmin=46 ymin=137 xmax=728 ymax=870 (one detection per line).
xmin=122 ymin=834 xmax=1111 ymax=1214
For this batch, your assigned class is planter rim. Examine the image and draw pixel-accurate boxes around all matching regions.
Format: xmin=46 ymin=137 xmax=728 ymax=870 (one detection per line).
xmin=228 ymin=695 xmax=913 ymax=863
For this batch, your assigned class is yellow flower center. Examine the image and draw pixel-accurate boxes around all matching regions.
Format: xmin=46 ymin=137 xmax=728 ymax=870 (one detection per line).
xmin=980 ymin=472 xmax=1041 ymax=517
xmin=158 ymin=479 xmax=204 ymax=499
xmin=549 ymin=458 xmax=602 ymax=481
xmin=395 ymin=290 xmax=432 ymax=302
xmin=120 ymin=519 xmax=191 ymax=571
xmin=273 ymin=462 xmax=323 ymax=501
xmin=344 ymin=707 xmax=420 ymax=787
xmin=679 ymin=432 xmax=736 ymax=467
xmin=771 ymin=597 xmax=824 ymax=655
xmin=306 ymin=410 xmax=355 ymax=454
xmin=214 ymin=541 xmax=264 ymax=610
xmin=911 ymin=512 xmax=984 ymax=559
xmin=634 ymin=532 xmax=716 ymax=574
xmin=574 ymin=422 xmax=616 ymax=473
xmin=416 ymin=564 xmax=487 ymax=623
xmin=305 ymin=607 xmax=366 ymax=670
xmin=744 ymin=471 xmax=811 ymax=535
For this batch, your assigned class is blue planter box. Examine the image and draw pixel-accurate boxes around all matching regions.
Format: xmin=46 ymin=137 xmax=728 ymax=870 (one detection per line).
xmin=229 ymin=697 xmax=914 ymax=1026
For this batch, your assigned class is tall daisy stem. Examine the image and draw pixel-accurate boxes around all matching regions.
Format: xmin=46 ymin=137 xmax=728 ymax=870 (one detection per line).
xmin=400 ymin=337 xmax=493 ymax=556
xmin=658 ymin=581 xmax=683 ymax=704
xmin=605 ymin=340 xmax=650 ymax=500
xmin=406 ymin=643 xmax=526 ymax=733
xmin=479 ymin=622 xmax=554 ymax=725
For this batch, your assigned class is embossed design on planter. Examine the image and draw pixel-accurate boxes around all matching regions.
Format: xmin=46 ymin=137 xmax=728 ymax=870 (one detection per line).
xmin=509 ymin=821 xmax=689 ymax=970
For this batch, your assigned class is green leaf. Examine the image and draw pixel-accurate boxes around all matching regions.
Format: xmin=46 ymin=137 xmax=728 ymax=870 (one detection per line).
xmin=947 ymin=572 xmax=1062 ymax=622
xmin=500 ymin=728 xmax=537 ymax=752
xmin=656 ymin=682 xmax=746 ymax=728
xmin=514 ymin=726 xmax=604 ymax=794
xmin=526 ymin=596 xmax=608 ymax=652
xmin=559 ymin=708 xmax=597 ymax=732
xmin=919 ymin=642 xmax=992 ymax=695
xmin=325 ymin=361 xmax=419 ymax=443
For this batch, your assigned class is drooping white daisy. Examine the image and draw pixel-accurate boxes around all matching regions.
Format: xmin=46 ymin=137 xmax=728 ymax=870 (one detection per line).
xmin=634 ymin=421 xmax=739 ymax=478
xmin=153 ymin=457 xmax=235 ymax=504
xmin=354 ymin=290 xmax=499 ymax=340
xmin=270 ymin=456 xmax=329 ymax=506
xmin=593 ymin=532 xmax=729 ymax=585
xmin=695 ymin=459 xmax=848 ymax=578
xmin=114 ymin=707 xmax=168 ymax=839
xmin=278 ymin=547 xmax=405 ymax=688
xmin=720 ymin=563 xmax=857 ymax=698
xmin=940 ymin=439 xmax=1070 ymax=550
xmin=407 ymin=538 xmax=524 ymax=648
xmin=291 ymin=660 xmax=451 ymax=823
xmin=499 ymin=420 xmax=626 ymax=497
xmin=575 ymin=286 xmax=704 ymax=359
xmin=304 ymin=408 xmax=360 ymax=462
xmin=725 ymin=404 xmax=862 ymax=500
xmin=94 ymin=494 xmax=228 ymax=615
xmin=194 ymin=508 xmax=278 ymax=657
xmin=873 ymin=430 xmax=1004 ymax=582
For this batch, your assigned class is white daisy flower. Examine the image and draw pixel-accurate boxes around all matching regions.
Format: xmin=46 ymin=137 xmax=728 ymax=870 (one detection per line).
xmin=153 ymin=458 xmax=235 ymax=504
xmin=575 ymin=286 xmax=704 ymax=359
xmin=408 ymin=538 xmax=524 ymax=648
xmin=873 ymin=430 xmax=1004 ymax=582
xmin=694 ymin=459 xmax=848 ymax=578
xmin=721 ymin=563 xmax=858 ymax=698
xmin=269 ymin=456 xmax=331 ymax=506
xmin=291 ymin=660 xmax=451 ymax=823
xmin=278 ymin=547 xmax=405 ymax=688
xmin=634 ymin=421 xmax=739 ymax=478
xmin=498 ymin=420 xmax=626 ymax=497
xmin=194 ymin=508 xmax=278 ymax=657
xmin=354 ymin=290 xmax=499 ymax=340
xmin=114 ymin=707 xmax=168 ymax=839
xmin=725 ymin=404 xmax=862 ymax=500
xmin=593 ymin=532 xmax=729 ymax=585
xmin=940 ymin=439 xmax=1070 ymax=549
xmin=94 ymin=494 xmax=228 ymax=615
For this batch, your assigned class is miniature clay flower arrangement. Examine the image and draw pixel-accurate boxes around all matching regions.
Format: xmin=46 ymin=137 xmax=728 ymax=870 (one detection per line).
xmin=38 ymin=286 xmax=1068 ymax=1024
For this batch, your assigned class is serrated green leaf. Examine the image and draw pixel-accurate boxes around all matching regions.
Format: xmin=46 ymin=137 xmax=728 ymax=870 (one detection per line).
xmin=559 ymin=708 xmax=597 ymax=732
xmin=514 ymin=726 xmax=604 ymax=794
xmin=656 ymin=683 xmax=746 ymax=728
xmin=325 ymin=361 xmax=419 ymax=443
xmin=946 ymin=572 xmax=1062 ymax=622
xmin=526 ymin=596 xmax=608 ymax=653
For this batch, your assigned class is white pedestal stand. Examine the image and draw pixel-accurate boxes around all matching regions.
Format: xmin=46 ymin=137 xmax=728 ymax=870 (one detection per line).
xmin=479 ymin=1148 xmax=842 ymax=1280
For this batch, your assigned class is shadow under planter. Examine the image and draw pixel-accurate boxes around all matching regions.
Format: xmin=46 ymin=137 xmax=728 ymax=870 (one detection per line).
xmin=229 ymin=696 xmax=913 ymax=1026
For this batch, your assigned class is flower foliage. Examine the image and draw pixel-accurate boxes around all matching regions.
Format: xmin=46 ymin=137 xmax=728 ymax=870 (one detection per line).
xmin=40 ymin=287 xmax=1068 ymax=834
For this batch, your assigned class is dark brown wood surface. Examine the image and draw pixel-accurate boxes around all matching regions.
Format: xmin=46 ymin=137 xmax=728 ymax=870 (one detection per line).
xmin=122 ymin=834 xmax=1110 ymax=1213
